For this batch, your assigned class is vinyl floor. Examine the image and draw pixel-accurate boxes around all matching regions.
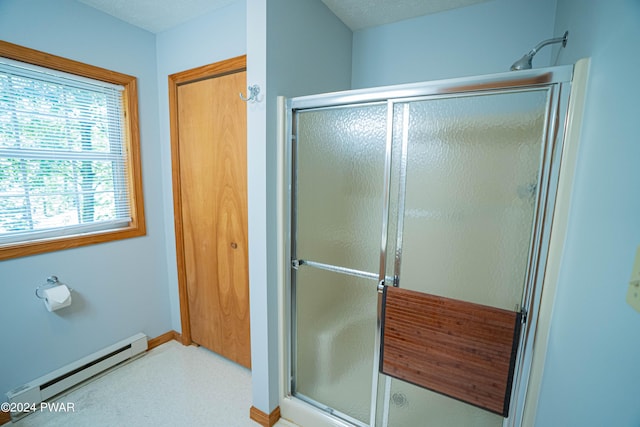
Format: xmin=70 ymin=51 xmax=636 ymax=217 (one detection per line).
xmin=10 ymin=340 xmax=293 ymax=427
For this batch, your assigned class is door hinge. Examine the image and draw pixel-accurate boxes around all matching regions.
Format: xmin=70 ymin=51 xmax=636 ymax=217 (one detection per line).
xmin=378 ymin=275 xmax=399 ymax=292
xmin=520 ymin=308 xmax=528 ymax=324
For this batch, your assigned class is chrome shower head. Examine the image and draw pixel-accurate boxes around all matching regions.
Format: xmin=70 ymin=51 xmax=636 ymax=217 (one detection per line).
xmin=510 ymin=31 xmax=569 ymax=71
xmin=510 ymin=53 xmax=535 ymax=71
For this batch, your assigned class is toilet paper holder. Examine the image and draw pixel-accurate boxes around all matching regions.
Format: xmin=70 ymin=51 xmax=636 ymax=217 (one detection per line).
xmin=35 ymin=275 xmax=73 ymax=299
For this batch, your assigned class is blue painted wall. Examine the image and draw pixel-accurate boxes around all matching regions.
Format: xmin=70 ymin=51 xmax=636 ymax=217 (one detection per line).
xmin=155 ymin=0 xmax=247 ymax=333
xmin=2 ymin=1 xmax=637 ymax=425
xmin=327 ymin=1 xmax=640 ymax=425
xmin=247 ymin=0 xmax=353 ymax=412
xmin=352 ymin=0 xmax=558 ymax=88
xmin=0 ymin=0 xmax=171 ymax=399
xmin=535 ymin=1 xmax=640 ymax=426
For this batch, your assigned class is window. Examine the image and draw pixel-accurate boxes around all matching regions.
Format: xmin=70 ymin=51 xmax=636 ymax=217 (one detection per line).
xmin=0 ymin=41 xmax=145 ymax=260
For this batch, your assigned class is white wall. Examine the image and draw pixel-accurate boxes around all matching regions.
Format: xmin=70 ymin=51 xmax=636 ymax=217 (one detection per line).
xmin=155 ymin=0 xmax=247 ymax=333
xmin=0 ymin=0 xmax=171 ymax=399
xmin=352 ymin=0 xmax=558 ymax=88
xmin=534 ymin=1 xmax=640 ymax=426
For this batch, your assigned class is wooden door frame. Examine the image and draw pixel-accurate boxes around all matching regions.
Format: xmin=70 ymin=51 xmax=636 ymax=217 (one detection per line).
xmin=168 ymin=55 xmax=247 ymax=346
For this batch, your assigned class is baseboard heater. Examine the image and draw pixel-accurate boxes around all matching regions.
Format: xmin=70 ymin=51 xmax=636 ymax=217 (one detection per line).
xmin=6 ymin=333 xmax=147 ymax=420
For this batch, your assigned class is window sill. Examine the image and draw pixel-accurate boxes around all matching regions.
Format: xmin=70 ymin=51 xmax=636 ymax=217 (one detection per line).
xmin=0 ymin=221 xmax=146 ymax=260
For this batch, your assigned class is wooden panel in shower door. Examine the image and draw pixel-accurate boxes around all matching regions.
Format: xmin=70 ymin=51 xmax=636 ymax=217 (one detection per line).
xmin=380 ymin=286 xmax=522 ymax=416
xmin=177 ymin=68 xmax=250 ymax=368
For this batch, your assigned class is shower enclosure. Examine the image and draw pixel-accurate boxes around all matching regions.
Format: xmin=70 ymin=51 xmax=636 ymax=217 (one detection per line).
xmin=284 ymin=65 xmax=575 ymax=427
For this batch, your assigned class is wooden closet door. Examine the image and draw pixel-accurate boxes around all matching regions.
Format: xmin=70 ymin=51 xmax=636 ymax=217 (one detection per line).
xmin=177 ymin=69 xmax=250 ymax=368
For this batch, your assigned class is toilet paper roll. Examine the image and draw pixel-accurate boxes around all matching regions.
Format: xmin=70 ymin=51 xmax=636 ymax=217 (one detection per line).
xmin=42 ymin=284 xmax=72 ymax=312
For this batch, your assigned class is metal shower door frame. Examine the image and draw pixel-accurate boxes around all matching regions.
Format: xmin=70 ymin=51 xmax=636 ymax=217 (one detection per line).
xmin=285 ymin=64 xmax=574 ymax=427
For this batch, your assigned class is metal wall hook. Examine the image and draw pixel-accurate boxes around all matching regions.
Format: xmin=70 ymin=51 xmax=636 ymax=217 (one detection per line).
xmin=240 ymin=84 xmax=260 ymax=103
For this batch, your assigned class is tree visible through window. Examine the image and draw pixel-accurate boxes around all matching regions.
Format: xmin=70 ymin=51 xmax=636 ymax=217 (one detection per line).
xmin=0 ymin=41 xmax=145 ymax=259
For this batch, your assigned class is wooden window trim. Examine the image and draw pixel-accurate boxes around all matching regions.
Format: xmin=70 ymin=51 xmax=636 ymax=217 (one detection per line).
xmin=0 ymin=40 xmax=145 ymax=260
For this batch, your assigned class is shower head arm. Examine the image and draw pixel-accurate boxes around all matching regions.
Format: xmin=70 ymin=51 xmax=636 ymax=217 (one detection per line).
xmin=528 ymin=31 xmax=569 ymax=56
xmin=510 ymin=31 xmax=569 ymax=71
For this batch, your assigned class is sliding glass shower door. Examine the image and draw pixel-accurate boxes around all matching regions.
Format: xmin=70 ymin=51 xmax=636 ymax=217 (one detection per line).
xmin=292 ymin=104 xmax=387 ymax=425
xmin=378 ymin=89 xmax=554 ymax=427
xmin=287 ymin=66 xmax=572 ymax=427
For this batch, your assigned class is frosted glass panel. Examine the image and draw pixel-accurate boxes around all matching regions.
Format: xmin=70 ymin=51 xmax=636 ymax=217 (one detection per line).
xmin=385 ymin=380 xmax=502 ymax=427
xmin=294 ymin=266 xmax=377 ymax=424
xmin=295 ymin=105 xmax=387 ymax=273
xmin=399 ymin=90 xmax=548 ymax=310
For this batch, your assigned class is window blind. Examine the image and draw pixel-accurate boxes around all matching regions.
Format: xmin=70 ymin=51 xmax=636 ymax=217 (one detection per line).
xmin=0 ymin=57 xmax=131 ymax=245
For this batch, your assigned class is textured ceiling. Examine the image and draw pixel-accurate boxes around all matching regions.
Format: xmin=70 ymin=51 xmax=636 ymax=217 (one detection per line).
xmin=77 ymin=0 xmax=491 ymax=34
xmin=77 ymin=0 xmax=238 ymax=33
xmin=321 ymin=0 xmax=491 ymax=31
